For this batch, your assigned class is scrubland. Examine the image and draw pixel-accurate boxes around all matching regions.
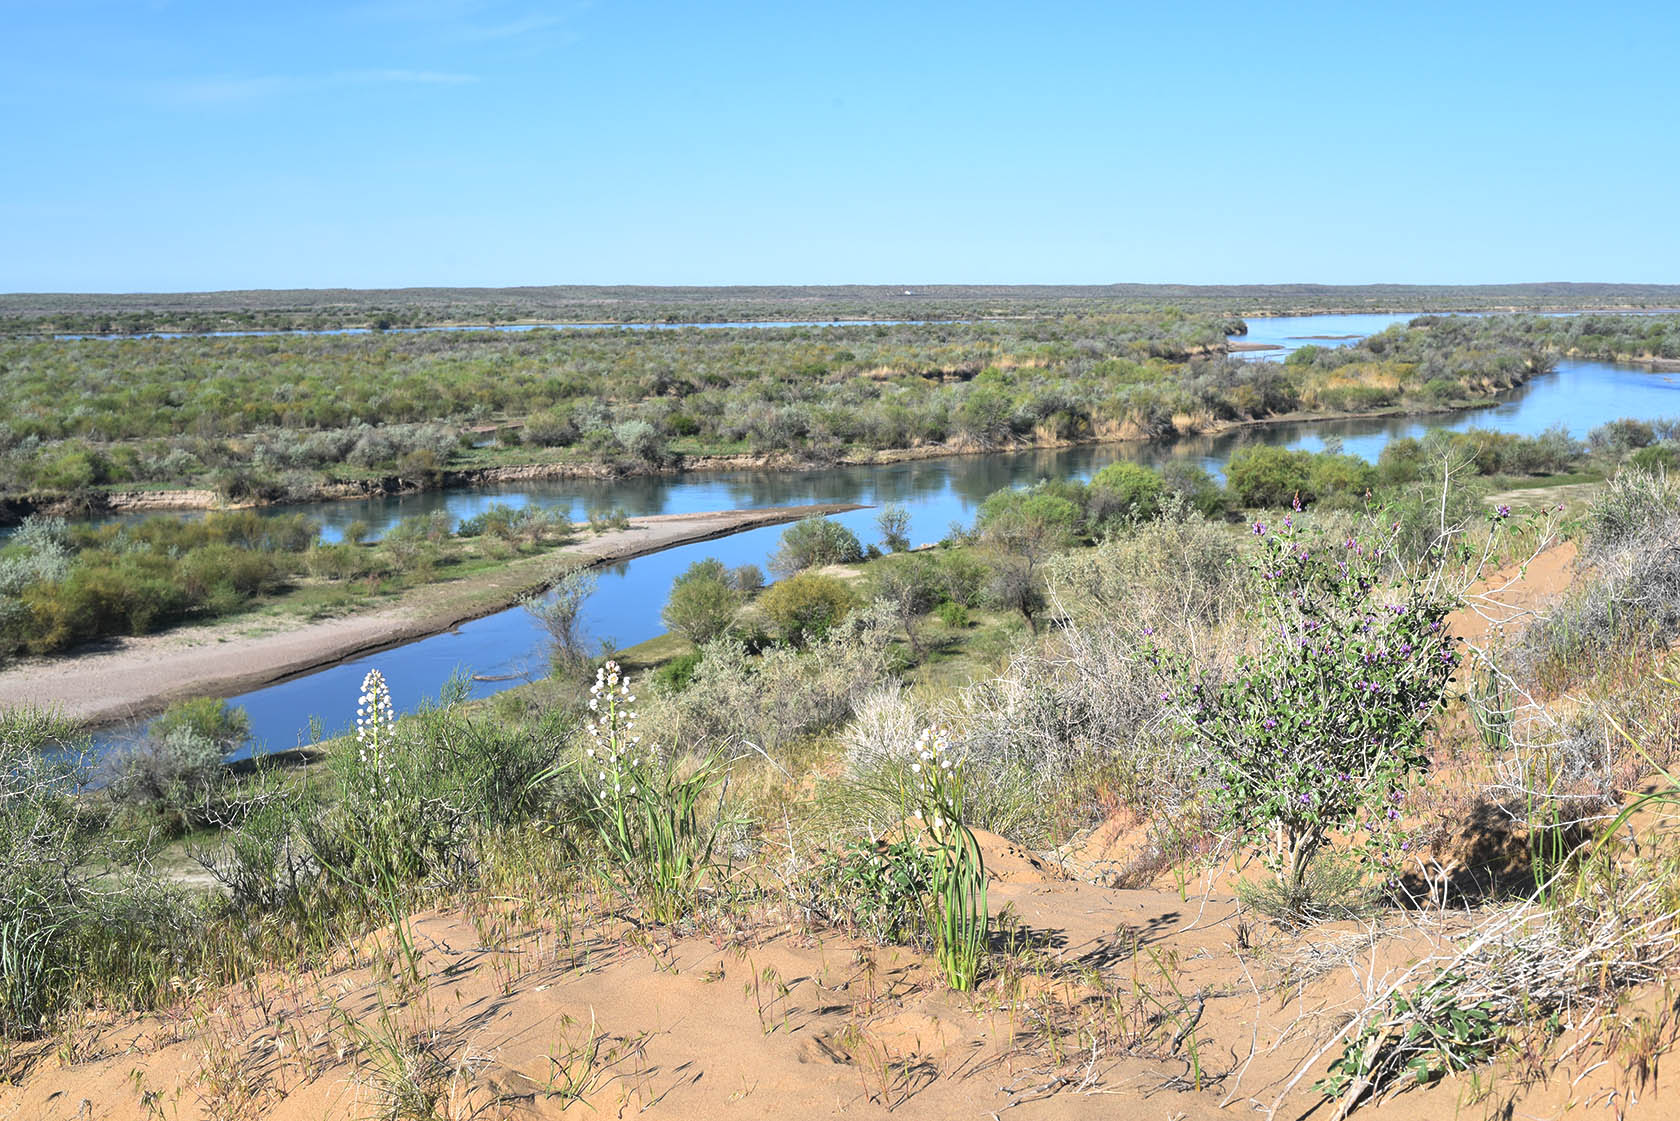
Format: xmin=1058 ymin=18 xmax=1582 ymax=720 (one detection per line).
xmin=6 ymin=437 xmax=1680 ymax=1118
xmin=4 ymin=310 xmax=1649 ymax=509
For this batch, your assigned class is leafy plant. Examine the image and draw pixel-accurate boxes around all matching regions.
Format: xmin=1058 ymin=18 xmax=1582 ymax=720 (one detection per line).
xmin=934 ymin=600 xmax=970 ymax=628
xmin=0 ymin=709 xmax=201 ymax=1046
xmin=1161 ymin=515 xmax=1457 ymax=915
xmin=910 ymin=727 xmax=987 ymax=990
xmin=808 ymin=839 xmax=933 ymax=945
xmin=577 ymin=661 xmax=732 ymax=923
xmin=758 ymin=572 xmax=854 ymax=646
xmin=876 ymin=504 xmax=912 ymax=553
xmin=769 ymin=516 xmax=863 ymax=576
xmin=661 ymin=558 xmax=742 ymax=645
xmin=522 ymin=565 xmax=597 ymax=670
xmin=1317 ymin=971 xmax=1500 ymax=1110
xmin=146 ymin=696 xmax=251 ymax=748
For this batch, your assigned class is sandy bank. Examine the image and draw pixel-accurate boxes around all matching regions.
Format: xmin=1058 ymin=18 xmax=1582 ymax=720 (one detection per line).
xmin=0 ymin=503 xmax=863 ymax=728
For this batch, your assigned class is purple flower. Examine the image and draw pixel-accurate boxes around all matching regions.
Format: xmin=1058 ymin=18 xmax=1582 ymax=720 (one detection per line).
xmin=1496 ymin=504 xmax=1511 ymax=519
xmin=1253 ymin=521 xmax=1267 ymax=535
xmin=1263 ymin=718 xmax=1278 ymax=729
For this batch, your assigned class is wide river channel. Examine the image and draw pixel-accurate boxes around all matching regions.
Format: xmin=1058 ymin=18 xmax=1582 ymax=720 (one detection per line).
xmin=83 ymin=314 xmax=1680 ymax=756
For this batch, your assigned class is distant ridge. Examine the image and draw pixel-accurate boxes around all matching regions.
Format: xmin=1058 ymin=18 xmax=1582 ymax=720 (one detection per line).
xmin=5 ymin=283 xmax=1679 ymax=336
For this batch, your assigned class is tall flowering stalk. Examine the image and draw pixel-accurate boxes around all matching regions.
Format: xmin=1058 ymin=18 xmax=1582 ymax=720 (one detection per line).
xmin=911 ymin=726 xmax=988 ymax=991
xmin=356 ymin=668 xmax=396 ymax=796
xmin=584 ymin=661 xmax=642 ymax=867
xmin=580 ymin=661 xmax=729 ymax=924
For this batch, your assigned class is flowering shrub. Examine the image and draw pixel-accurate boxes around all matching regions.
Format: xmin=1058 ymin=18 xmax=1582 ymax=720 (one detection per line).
xmin=910 ymin=726 xmax=988 ymax=990
xmin=1162 ymin=516 xmax=1458 ymax=914
xmin=580 ymin=661 xmax=730 ymax=923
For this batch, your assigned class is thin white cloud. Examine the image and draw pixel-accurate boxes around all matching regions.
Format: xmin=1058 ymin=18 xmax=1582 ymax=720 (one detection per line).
xmin=350 ymin=69 xmax=479 ymax=84
xmin=160 ymin=69 xmax=477 ymax=105
xmin=343 ymin=0 xmax=579 ymax=43
xmin=454 ymin=12 xmax=564 ymax=40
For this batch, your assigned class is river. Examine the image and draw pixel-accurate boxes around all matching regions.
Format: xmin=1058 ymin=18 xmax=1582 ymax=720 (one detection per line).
xmin=82 ymin=314 xmax=1680 ymax=757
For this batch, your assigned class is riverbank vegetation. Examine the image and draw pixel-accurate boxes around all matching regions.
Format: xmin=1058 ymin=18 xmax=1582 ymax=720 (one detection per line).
xmin=7 ymin=409 xmax=1674 ymax=667
xmin=0 ymin=504 xmax=578 ymax=659
xmin=8 ymin=455 xmax=1680 ymax=1116
xmin=8 ymin=310 xmax=1678 ymax=511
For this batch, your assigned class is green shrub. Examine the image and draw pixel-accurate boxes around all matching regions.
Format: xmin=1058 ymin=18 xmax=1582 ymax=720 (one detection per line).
xmin=0 ymin=709 xmax=202 ymax=1042
xmin=935 ymin=601 xmax=970 ymax=628
xmin=1160 ymin=517 xmax=1458 ymax=916
xmin=869 ymin=554 xmax=942 ymax=614
xmin=1088 ymin=462 xmax=1166 ymax=526
xmin=768 ymin=516 xmax=864 ymax=576
xmin=523 ymin=407 xmax=578 ymax=448
xmin=192 ymin=775 xmax=322 ymax=921
xmin=806 ymin=839 xmax=933 ymax=946
xmin=522 ymin=566 xmax=597 ymax=670
xmin=1382 ymin=473 xmax=1488 ymax=566
xmin=661 ymin=558 xmax=742 ymax=645
xmin=115 ymin=703 xmax=250 ymax=836
xmin=977 ymin=487 xmax=1082 ymax=551
xmin=455 ymin=503 xmax=527 ymax=539
xmin=148 ymin=697 xmax=251 ymax=750
xmin=877 ymin=504 xmax=912 ymax=553
xmin=1629 ymin=443 xmax=1677 ymax=471
xmin=975 ymin=486 xmax=1082 ymax=631
xmin=1046 ymin=513 xmax=1243 ymax=635
xmin=32 ymin=444 xmax=109 ymax=491
xmin=1317 ymin=383 xmax=1396 ymax=412
xmin=653 ymin=650 xmax=704 ymax=693
xmin=108 ymin=726 xmax=228 ymax=834
xmin=759 ymin=572 xmax=855 ymax=645
xmin=647 ymin=603 xmax=894 ymax=758
xmin=730 ymin=563 xmax=765 ymax=594
xmin=1158 ymin=461 xmax=1228 ymax=517
xmin=1225 ymin=445 xmax=1315 ymax=508
xmin=932 ymin=549 xmax=989 ymax=608
xmin=317 ymin=670 xmax=563 ymax=897
xmin=1306 ymin=452 xmax=1377 ymax=502
xmin=306 ymin=542 xmax=371 ymax=580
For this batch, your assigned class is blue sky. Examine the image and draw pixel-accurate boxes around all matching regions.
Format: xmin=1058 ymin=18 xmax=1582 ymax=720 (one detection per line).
xmin=3 ymin=1 xmax=1677 ymax=291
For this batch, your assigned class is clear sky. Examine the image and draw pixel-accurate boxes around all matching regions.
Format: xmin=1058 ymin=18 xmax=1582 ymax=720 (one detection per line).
xmin=3 ymin=1 xmax=1677 ymax=291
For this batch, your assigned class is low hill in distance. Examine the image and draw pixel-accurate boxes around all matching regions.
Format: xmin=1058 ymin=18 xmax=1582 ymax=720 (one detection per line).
xmin=6 ymin=282 xmax=1680 ymax=335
